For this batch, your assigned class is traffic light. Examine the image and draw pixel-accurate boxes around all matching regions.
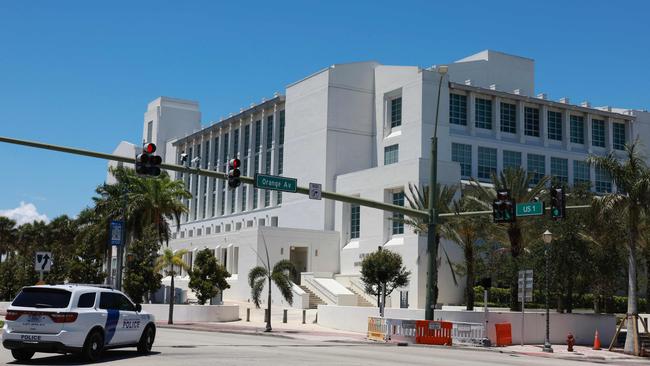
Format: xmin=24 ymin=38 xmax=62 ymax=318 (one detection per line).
xmin=550 ymin=186 xmax=566 ymax=220
xmin=492 ymin=189 xmax=516 ymax=223
xmin=227 ymin=158 xmax=241 ymax=188
xmin=135 ymin=143 xmax=162 ymax=177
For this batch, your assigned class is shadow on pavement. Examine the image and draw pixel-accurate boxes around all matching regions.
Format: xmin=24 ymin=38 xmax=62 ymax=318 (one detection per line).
xmin=6 ymin=350 xmax=161 ymax=365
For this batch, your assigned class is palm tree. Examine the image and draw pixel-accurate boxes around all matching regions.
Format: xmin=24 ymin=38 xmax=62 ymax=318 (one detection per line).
xmin=587 ymin=140 xmax=650 ymax=355
xmin=155 ymin=248 xmax=190 ymax=325
xmin=468 ymin=167 xmax=549 ymax=310
xmin=398 ymin=183 xmax=459 ymax=306
xmin=248 ymin=237 xmax=296 ymax=332
xmin=0 ymin=217 xmax=17 ymax=263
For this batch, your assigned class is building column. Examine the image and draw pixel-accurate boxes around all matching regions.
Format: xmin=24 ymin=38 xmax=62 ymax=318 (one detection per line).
xmin=235 ymin=119 xmax=245 ymax=213
xmin=208 ymin=130 xmax=216 ymax=218
xmin=607 ymin=117 xmax=614 ymax=152
xmin=224 ymin=125 xmax=233 ymax=215
xmin=215 ymin=128 xmax=224 ymax=217
xmin=468 ymin=92 xmax=476 ymax=136
xmin=259 ymin=112 xmax=268 ymax=209
xmin=493 ymin=96 xmax=501 ymax=140
xmin=517 ymin=100 xmax=525 ymax=143
xmin=586 ymin=114 xmax=593 ymax=154
xmin=541 ymin=105 xmax=549 ymax=148
xmin=563 ymin=110 xmax=571 ymax=152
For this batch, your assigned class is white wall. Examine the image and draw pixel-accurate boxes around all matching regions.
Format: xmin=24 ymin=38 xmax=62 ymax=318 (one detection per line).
xmin=143 ymin=304 xmax=239 ymax=323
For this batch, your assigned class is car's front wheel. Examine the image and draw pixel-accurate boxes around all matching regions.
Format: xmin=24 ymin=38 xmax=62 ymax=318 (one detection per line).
xmin=82 ymin=330 xmax=104 ymax=362
xmin=11 ymin=349 xmax=35 ymax=361
xmin=137 ymin=324 xmax=156 ymax=353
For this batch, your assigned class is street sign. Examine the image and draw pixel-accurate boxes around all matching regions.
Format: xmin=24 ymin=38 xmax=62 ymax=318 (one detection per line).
xmin=517 ymin=270 xmax=534 ymax=302
xmin=254 ymin=173 xmax=297 ymax=193
xmin=35 ymin=252 xmax=52 ymax=272
xmin=110 ymin=220 xmax=124 ymax=246
xmin=516 ymin=202 xmax=544 ymax=217
xmin=309 ymin=182 xmax=322 ymax=200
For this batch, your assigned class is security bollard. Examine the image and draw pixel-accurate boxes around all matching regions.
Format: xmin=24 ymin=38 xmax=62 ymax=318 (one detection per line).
xmin=246 ymin=308 xmax=250 ymax=322
xmin=302 ymin=309 xmax=306 ymax=324
xmin=283 ymin=309 xmax=288 ymax=323
xmin=264 ymin=309 xmax=269 ymax=323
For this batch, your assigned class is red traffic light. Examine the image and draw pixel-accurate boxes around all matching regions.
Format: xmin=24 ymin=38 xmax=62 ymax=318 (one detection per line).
xmin=229 ymin=158 xmax=241 ymax=169
xmin=144 ymin=143 xmax=157 ymax=154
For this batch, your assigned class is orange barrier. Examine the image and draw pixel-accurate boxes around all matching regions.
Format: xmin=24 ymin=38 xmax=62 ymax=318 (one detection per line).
xmin=495 ymin=323 xmax=512 ymax=346
xmin=415 ymin=320 xmax=452 ymax=346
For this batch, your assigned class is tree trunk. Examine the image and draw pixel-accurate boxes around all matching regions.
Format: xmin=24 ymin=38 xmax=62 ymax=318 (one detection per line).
xmin=465 ymin=239 xmax=475 ymax=311
xmin=380 ymin=283 xmax=386 ymax=318
xmin=168 ymin=266 xmax=175 ymax=325
xmin=624 ymin=218 xmax=640 ymax=355
xmin=265 ymin=277 xmax=272 ymax=332
xmin=105 ymin=245 xmax=112 ymax=286
xmin=432 ymin=233 xmax=441 ymax=307
xmin=508 ymin=225 xmax=523 ymax=311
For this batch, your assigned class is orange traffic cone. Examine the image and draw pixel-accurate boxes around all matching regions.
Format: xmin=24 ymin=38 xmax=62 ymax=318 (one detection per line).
xmin=593 ymin=330 xmax=601 ymax=350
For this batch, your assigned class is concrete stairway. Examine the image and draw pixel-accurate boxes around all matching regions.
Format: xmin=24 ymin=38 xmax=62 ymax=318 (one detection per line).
xmin=299 ymin=285 xmax=326 ymax=309
xmin=347 ymin=286 xmax=374 ymax=307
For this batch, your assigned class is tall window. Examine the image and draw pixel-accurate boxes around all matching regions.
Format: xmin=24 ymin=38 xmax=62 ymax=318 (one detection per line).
xmin=277 ymin=111 xmax=285 ymax=204
xmin=475 ymin=98 xmax=492 ymax=130
xmin=527 ymin=154 xmax=545 ymax=185
xmin=350 ymin=204 xmax=360 ymax=239
xmin=211 ymin=137 xmax=219 ymax=217
xmin=384 ymin=144 xmax=399 ymax=165
xmin=503 ymin=150 xmax=522 ymax=170
xmin=392 ymin=191 xmax=404 ymax=235
xmin=253 ymin=120 xmax=261 ymax=209
xmin=231 ymin=189 xmax=236 ymax=214
xmin=390 ymin=97 xmax=402 ymax=128
xmin=242 ymin=125 xmax=250 ymax=212
xmin=220 ymin=135 xmax=227 ymax=216
xmin=613 ymin=122 xmax=626 ymax=150
xmin=524 ymin=107 xmax=540 ymax=137
xmin=449 ymin=94 xmax=467 ymax=126
xmin=595 ymin=166 xmax=612 ymax=193
xmin=570 ymin=115 xmax=585 ymax=144
xmin=547 ymin=111 xmax=563 ymax=141
xmin=193 ymin=143 xmax=200 ymax=220
xmin=264 ymin=116 xmax=274 ymax=207
xmin=202 ymin=141 xmax=209 ymax=218
xmin=550 ymin=157 xmax=568 ymax=184
xmin=592 ymin=119 xmax=606 ymax=147
xmin=477 ymin=147 xmax=497 ymax=180
xmin=222 ymin=133 xmax=229 ymax=164
xmin=500 ymin=102 xmax=517 ymax=134
xmin=451 ymin=143 xmax=472 ymax=178
xmin=233 ymin=129 xmax=240 ymax=158
xmin=573 ymin=160 xmax=591 ymax=186
xmin=147 ymin=121 xmax=153 ymax=143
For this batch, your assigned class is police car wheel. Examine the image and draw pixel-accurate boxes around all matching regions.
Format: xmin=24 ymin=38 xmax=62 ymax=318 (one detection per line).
xmin=82 ymin=330 xmax=104 ymax=362
xmin=137 ymin=325 xmax=155 ymax=353
xmin=11 ymin=349 xmax=35 ymax=361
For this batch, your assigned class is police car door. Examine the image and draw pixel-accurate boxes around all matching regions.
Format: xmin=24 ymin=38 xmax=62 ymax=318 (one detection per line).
xmin=116 ymin=293 xmax=141 ymax=343
xmin=98 ymin=292 xmax=138 ymax=345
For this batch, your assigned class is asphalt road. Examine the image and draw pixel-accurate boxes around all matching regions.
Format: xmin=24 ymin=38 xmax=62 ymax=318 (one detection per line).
xmin=0 ymin=328 xmax=631 ymax=365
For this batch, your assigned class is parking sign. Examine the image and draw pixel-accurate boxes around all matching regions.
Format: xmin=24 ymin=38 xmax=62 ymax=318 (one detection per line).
xmin=110 ymin=220 xmax=124 ymax=246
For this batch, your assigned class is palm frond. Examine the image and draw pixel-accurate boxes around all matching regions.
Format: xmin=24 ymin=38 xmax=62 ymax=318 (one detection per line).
xmin=271 ymin=271 xmax=294 ymax=305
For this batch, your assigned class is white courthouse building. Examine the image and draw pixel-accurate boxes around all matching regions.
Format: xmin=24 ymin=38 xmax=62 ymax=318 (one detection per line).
xmin=112 ymin=50 xmax=650 ymax=310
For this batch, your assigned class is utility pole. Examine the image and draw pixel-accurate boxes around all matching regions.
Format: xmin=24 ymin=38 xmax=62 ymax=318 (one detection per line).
xmin=425 ymin=65 xmax=448 ymax=321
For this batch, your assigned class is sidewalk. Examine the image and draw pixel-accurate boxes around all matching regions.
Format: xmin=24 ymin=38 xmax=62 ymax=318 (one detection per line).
xmin=490 ymin=344 xmax=644 ymax=363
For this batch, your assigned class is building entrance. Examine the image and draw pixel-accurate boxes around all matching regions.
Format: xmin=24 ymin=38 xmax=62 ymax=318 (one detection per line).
xmin=289 ymin=246 xmax=308 ymax=284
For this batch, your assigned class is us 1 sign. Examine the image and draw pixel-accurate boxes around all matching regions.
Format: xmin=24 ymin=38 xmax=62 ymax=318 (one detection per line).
xmin=516 ymin=202 xmax=544 ymax=217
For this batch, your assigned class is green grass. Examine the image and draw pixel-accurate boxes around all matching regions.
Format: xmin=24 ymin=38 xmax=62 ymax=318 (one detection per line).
xmin=0 ymin=320 xmax=4 ymax=328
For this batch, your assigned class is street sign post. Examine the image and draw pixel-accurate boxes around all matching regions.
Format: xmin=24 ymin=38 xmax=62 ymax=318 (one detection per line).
xmin=518 ymin=269 xmax=533 ymax=346
xmin=309 ymin=183 xmax=322 ymax=200
xmin=110 ymin=220 xmax=124 ymax=246
xmin=35 ymin=251 xmax=52 ymax=283
xmin=516 ymin=202 xmax=544 ymax=217
xmin=254 ymin=173 xmax=297 ymax=193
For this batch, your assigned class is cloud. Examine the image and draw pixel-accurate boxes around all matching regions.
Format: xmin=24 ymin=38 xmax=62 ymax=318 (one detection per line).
xmin=0 ymin=202 xmax=49 ymax=226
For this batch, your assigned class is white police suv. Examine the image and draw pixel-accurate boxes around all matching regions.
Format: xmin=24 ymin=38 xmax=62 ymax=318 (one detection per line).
xmin=2 ymin=284 xmax=156 ymax=362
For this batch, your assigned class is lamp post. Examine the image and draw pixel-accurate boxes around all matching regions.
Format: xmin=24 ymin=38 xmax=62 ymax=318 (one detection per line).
xmin=542 ymin=230 xmax=553 ymax=353
xmin=425 ymin=65 xmax=448 ymax=321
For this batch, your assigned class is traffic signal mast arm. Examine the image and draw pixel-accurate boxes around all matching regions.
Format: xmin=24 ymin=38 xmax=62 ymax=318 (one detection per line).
xmin=0 ymin=135 xmax=427 ymax=220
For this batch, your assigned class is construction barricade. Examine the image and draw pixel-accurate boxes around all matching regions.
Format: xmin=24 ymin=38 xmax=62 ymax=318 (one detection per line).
xmin=367 ymin=317 xmax=388 ymax=342
xmin=450 ymin=322 xmax=489 ymax=346
xmin=386 ymin=319 xmax=417 ymax=344
xmin=415 ymin=320 xmax=453 ymax=346
xmin=495 ymin=323 xmax=512 ymax=346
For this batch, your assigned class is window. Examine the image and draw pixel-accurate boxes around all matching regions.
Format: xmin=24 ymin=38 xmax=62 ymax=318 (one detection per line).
xmin=392 ymin=191 xmax=404 ymax=235
xmin=449 ymin=94 xmax=467 ymax=126
xmin=527 ymin=154 xmax=545 ymax=185
xmin=550 ymin=157 xmax=568 ymax=184
xmin=350 ymin=204 xmax=360 ymax=239
xmin=231 ymin=189 xmax=236 ymax=213
xmin=232 ymin=247 xmax=239 ymax=275
xmin=503 ymin=150 xmax=522 ymax=170
xmin=77 ymin=292 xmax=96 ymax=308
xmin=613 ymin=123 xmax=626 ymax=150
xmin=547 ymin=111 xmax=562 ymax=141
xmin=390 ymin=97 xmax=402 ymax=128
xmin=574 ymin=160 xmax=591 ymax=186
xmin=278 ymin=111 xmax=285 ymax=204
xmin=500 ymin=102 xmax=517 ymax=134
xmin=451 ymin=143 xmax=472 ymax=177
xmin=100 ymin=292 xmax=134 ymax=311
xmin=595 ymin=166 xmax=612 ymax=193
xmin=147 ymin=121 xmax=153 ymax=143
xmin=241 ymin=187 xmax=247 ymax=212
xmin=12 ymin=288 xmax=71 ymax=308
xmin=253 ymin=120 xmax=262 ymax=208
xmin=477 ymin=147 xmax=497 ymax=180
xmin=384 ymin=144 xmax=399 ymax=165
xmin=524 ymin=107 xmax=540 ymax=137
xmin=570 ymin=115 xmax=585 ymax=144
xmin=592 ymin=119 xmax=606 ymax=147
xmin=220 ymin=181 xmax=225 ymax=216
xmin=475 ymin=98 xmax=492 ymax=129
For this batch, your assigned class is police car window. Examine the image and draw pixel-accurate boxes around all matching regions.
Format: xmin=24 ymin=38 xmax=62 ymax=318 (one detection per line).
xmin=117 ymin=294 xmax=135 ymax=311
xmin=99 ymin=292 xmax=119 ymax=310
xmin=12 ymin=288 xmax=71 ymax=308
xmin=77 ymin=292 xmax=96 ymax=308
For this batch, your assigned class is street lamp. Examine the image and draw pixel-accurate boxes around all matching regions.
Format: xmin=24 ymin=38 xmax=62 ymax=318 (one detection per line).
xmin=542 ymin=230 xmax=553 ymax=353
xmin=425 ymin=65 xmax=448 ymax=321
